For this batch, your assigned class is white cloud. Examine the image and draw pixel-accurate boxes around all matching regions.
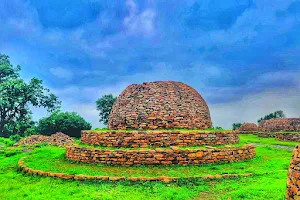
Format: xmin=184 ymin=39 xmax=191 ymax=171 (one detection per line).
xmin=210 ymin=87 xmax=300 ymax=129
xmin=123 ymin=0 xmax=156 ymax=36
xmin=49 ymin=67 xmax=74 ymax=80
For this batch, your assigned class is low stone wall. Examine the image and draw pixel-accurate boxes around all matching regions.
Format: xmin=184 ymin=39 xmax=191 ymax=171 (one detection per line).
xmin=286 ymin=145 xmax=300 ymax=199
xmin=81 ymin=130 xmax=239 ymax=147
xmin=259 ymin=118 xmax=300 ymax=132
xmin=66 ymin=145 xmax=255 ymax=166
xmin=18 ymin=157 xmax=256 ymax=183
xmin=257 ymin=132 xmax=276 ymax=138
xmin=276 ymin=133 xmax=300 ymax=142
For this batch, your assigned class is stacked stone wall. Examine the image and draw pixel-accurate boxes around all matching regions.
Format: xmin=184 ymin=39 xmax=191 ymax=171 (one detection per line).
xmin=286 ymin=145 xmax=300 ymax=199
xmin=276 ymin=133 xmax=300 ymax=142
xmin=81 ymin=130 xmax=239 ymax=147
xmin=258 ymin=118 xmax=300 ymax=132
xmin=108 ymin=81 xmax=212 ymax=130
xmin=66 ymin=145 xmax=255 ymax=166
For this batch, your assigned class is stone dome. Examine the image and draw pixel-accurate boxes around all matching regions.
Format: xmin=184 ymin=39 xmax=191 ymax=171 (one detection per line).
xmin=239 ymin=123 xmax=258 ymax=132
xmin=108 ymin=81 xmax=212 ymax=130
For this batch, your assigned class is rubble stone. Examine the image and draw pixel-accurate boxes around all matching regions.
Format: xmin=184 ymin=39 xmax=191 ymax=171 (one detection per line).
xmin=15 ymin=132 xmax=74 ymax=147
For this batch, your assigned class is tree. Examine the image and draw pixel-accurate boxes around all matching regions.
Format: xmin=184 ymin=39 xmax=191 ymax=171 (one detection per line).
xmin=96 ymin=94 xmax=117 ymax=125
xmin=257 ymin=110 xmax=285 ymax=123
xmin=232 ymin=123 xmax=242 ymax=130
xmin=37 ymin=112 xmax=92 ymax=137
xmin=0 ymin=54 xmax=60 ymax=137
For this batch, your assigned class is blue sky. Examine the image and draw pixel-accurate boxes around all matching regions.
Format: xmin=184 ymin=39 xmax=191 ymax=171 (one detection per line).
xmin=1 ymin=0 xmax=300 ymax=128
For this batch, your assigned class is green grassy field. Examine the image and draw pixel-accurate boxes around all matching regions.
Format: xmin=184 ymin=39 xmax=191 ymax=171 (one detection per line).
xmin=0 ymin=134 xmax=297 ymax=200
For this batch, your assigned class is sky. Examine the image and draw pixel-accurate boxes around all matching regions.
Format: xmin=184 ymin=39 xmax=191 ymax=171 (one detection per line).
xmin=1 ymin=0 xmax=300 ymax=129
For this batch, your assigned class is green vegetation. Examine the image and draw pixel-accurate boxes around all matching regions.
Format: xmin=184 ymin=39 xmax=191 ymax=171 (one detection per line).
xmin=232 ymin=123 xmax=242 ymax=130
xmin=0 ymin=135 xmax=294 ymax=199
xmin=0 ymin=54 xmax=60 ymax=137
xmin=240 ymin=134 xmax=298 ymax=147
xmin=96 ymin=94 xmax=117 ymax=125
xmin=23 ymin=145 xmax=289 ymax=178
xmin=257 ymin=110 xmax=285 ymax=123
xmin=37 ymin=112 xmax=92 ymax=137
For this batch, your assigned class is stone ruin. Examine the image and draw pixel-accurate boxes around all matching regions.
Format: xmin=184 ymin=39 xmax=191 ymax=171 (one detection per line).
xmin=238 ymin=123 xmax=258 ymax=134
xmin=65 ymin=81 xmax=256 ymax=166
xmin=108 ymin=81 xmax=212 ymax=130
xmin=287 ymin=145 xmax=300 ymax=199
xmin=257 ymin=118 xmax=300 ymax=137
xmin=258 ymin=118 xmax=300 ymax=132
xmin=15 ymin=132 xmax=74 ymax=147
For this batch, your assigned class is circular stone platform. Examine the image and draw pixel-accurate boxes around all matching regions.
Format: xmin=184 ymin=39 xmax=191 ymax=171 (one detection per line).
xmin=66 ymin=145 xmax=255 ymax=166
xmin=108 ymin=81 xmax=212 ymax=130
xmin=81 ymin=130 xmax=239 ymax=147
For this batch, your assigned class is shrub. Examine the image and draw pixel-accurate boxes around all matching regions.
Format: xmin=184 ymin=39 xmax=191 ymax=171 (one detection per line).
xmin=9 ymin=134 xmax=21 ymax=142
xmin=37 ymin=112 xmax=92 ymax=137
xmin=232 ymin=123 xmax=242 ymax=130
xmin=24 ymin=127 xmax=38 ymax=137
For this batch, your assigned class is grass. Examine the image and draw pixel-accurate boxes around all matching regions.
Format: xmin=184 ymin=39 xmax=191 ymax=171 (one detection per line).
xmin=0 ymin=134 xmax=296 ymax=199
xmin=23 ymin=145 xmax=289 ymax=178
xmin=240 ymin=134 xmax=299 ymax=147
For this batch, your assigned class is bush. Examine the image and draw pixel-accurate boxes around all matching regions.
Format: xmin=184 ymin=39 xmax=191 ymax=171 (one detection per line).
xmin=37 ymin=112 xmax=92 ymax=137
xmin=24 ymin=127 xmax=38 ymax=137
xmin=0 ymin=137 xmax=15 ymax=147
xmin=9 ymin=134 xmax=22 ymax=142
xmin=232 ymin=123 xmax=242 ymax=130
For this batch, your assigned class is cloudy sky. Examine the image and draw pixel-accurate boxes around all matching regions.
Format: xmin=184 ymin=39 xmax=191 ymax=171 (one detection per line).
xmin=1 ymin=0 xmax=300 ymax=128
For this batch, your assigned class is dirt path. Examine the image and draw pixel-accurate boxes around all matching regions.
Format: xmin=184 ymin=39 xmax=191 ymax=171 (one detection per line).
xmin=251 ymin=143 xmax=294 ymax=150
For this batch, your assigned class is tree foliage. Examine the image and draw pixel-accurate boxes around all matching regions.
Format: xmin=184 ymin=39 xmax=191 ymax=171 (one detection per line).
xmin=257 ymin=110 xmax=285 ymax=123
xmin=96 ymin=94 xmax=117 ymax=125
xmin=232 ymin=123 xmax=242 ymax=130
xmin=37 ymin=112 xmax=92 ymax=137
xmin=0 ymin=54 xmax=61 ymax=137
